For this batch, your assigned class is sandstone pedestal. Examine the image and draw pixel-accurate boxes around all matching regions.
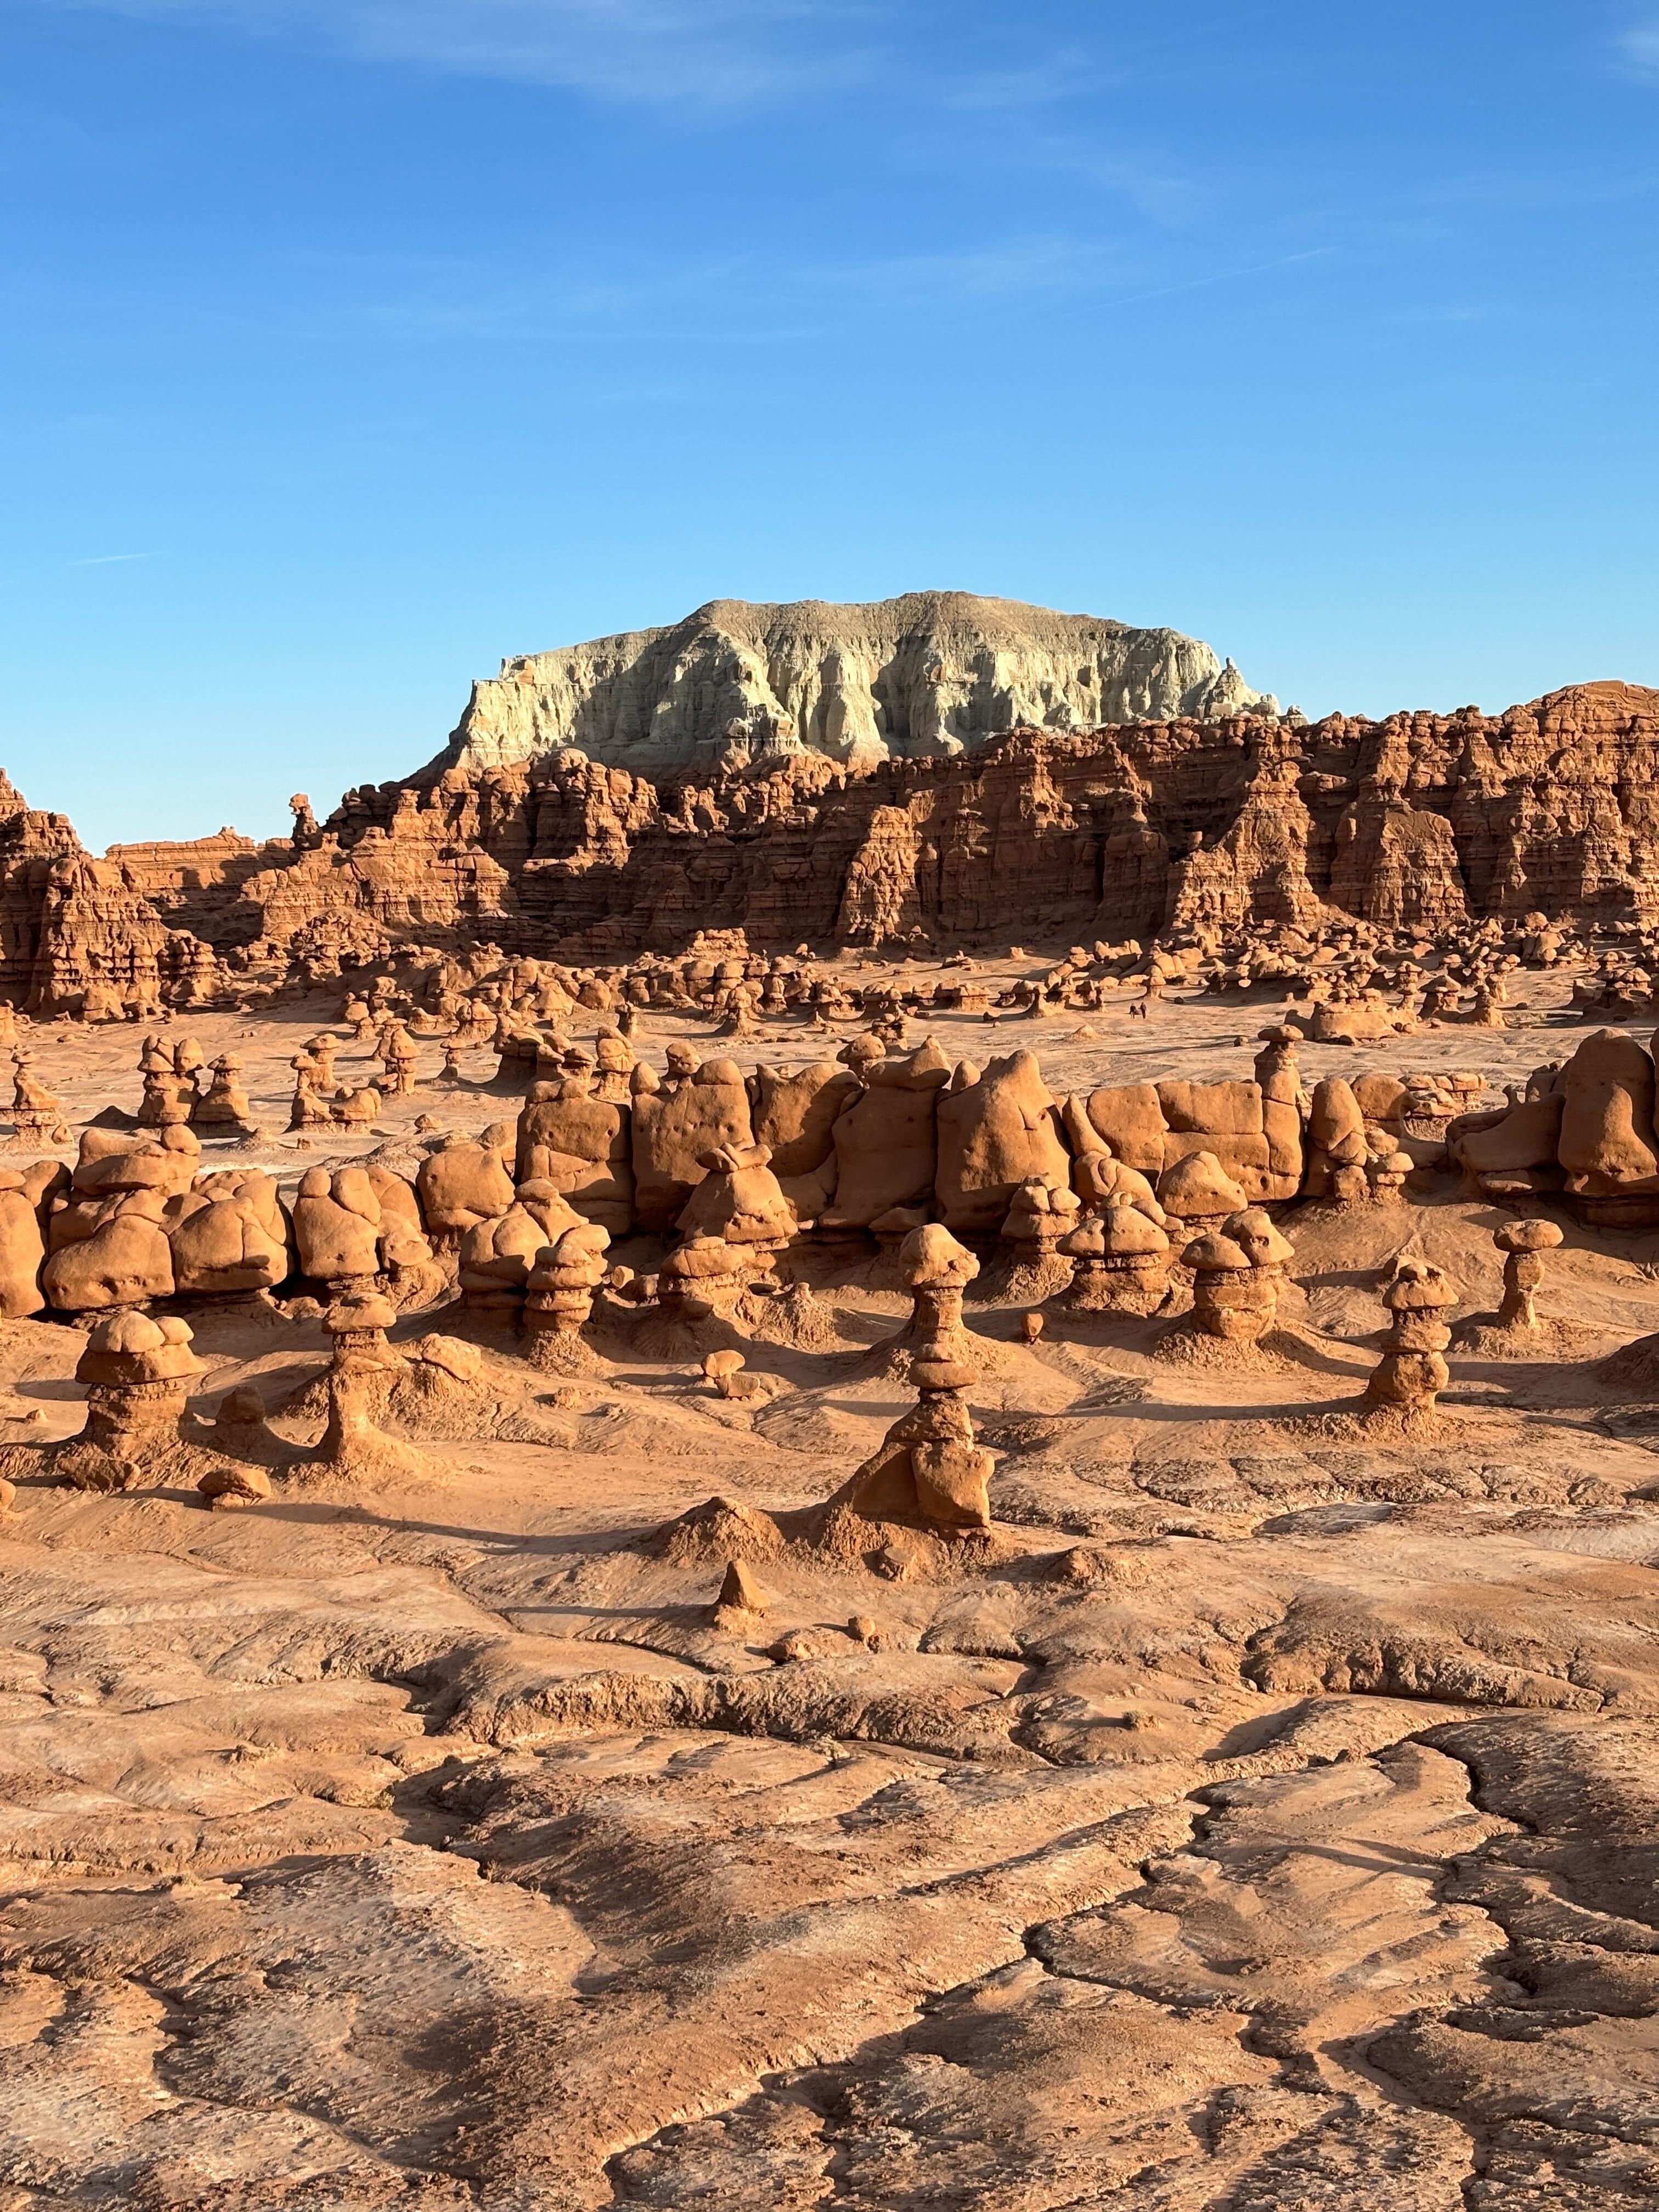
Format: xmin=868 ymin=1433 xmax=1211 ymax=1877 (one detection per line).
xmin=1054 ymin=1200 xmax=1171 ymax=1317
xmin=825 ymin=1338 xmax=995 ymax=1541
xmin=1364 ymin=1260 xmax=1456 ymax=1431
xmin=7 ymin=1052 xmax=66 ymax=1150
xmin=654 ymin=1235 xmax=746 ymax=1329
xmin=976 ymin=1178 xmax=1080 ymax=1305
xmin=524 ymin=1222 xmax=612 ymax=1374
xmin=1158 ymin=1206 xmax=1295 ymax=1363
xmin=1494 ymin=1217 xmax=1564 ymax=1332
xmin=871 ymin=1222 xmax=994 ymax=1379
xmin=58 ymin=1312 xmax=201 ymax=1493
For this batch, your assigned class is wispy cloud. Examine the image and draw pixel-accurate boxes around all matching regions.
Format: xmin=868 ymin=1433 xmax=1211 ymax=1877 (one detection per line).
xmin=24 ymin=0 xmax=873 ymax=106
xmin=808 ymin=235 xmax=1120 ymax=306
xmin=1620 ymin=9 xmax=1659 ymax=77
xmin=72 ymin=228 xmax=1335 ymax=354
xmin=1013 ymin=137 xmax=1206 ymax=225
xmin=1099 ymin=246 xmax=1334 ymax=312
xmin=70 ymin=550 xmax=161 ymax=565
xmin=933 ymin=49 xmax=1102 ymax=115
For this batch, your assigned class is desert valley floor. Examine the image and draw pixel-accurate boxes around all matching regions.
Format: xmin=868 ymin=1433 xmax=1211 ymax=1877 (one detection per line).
xmin=1 ymin=962 xmax=1656 ymax=2211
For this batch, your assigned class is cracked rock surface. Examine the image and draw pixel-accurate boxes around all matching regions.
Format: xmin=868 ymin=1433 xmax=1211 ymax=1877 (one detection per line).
xmin=1 ymin=1049 xmax=1659 ymax=2205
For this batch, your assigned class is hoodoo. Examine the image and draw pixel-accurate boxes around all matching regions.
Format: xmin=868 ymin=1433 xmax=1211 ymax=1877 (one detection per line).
xmin=4 ymin=629 xmax=1659 ymax=2212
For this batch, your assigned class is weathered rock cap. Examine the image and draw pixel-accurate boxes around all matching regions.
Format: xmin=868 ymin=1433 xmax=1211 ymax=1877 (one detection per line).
xmin=1183 ymin=1231 xmax=1252 ymax=1274
xmin=1073 ymin=1149 xmax=1167 ymax=1224
xmin=415 ymin=1334 xmax=481 ymax=1383
xmin=1494 ymin=1217 xmax=1565 ymax=1254
xmin=1224 ymin=1205 xmax=1295 ymax=1268
xmin=865 ymin=1037 xmax=952 ymax=1091
xmin=898 ymin=1222 xmax=980 ymax=1289
xmin=328 ymin=1291 xmax=399 ymax=1335
xmin=663 ymin=1234 xmax=740 ymax=1282
xmin=1059 ymin=1217 xmax=1107 ymax=1260
xmin=528 ymin=1222 xmax=612 ymax=1289
xmin=1159 ymin=1150 xmax=1248 ymax=1221
xmin=1006 ymin=1178 xmax=1079 ymax=1220
xmin=75 ymin=1310 xmax=201 ymax=1385
xmin=1079 ymin=1201 xmax=1170 ymax=1259
xmin=696 ymin=1141 xmax=772 ymax=1173
xmin=1383 ymin=1261 xmax=1457 ymax=1312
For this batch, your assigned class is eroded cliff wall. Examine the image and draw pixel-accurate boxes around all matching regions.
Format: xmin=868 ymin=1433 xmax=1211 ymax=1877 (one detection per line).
xmin=308 ymin=679 xmax=1659 ymax=961
xmin=9 ymin=680 xmax=1659 ymax=1009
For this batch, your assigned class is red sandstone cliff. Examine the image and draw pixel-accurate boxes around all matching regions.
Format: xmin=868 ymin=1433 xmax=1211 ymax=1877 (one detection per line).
xmin=0 ymin=774 xmax=87 ymax=1002
xmin=8 ymin=681 xmax=1659 ymax=1008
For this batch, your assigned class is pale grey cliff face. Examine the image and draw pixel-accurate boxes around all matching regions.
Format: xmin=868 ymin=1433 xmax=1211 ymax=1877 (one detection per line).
xmin=427 ymin=592 xmax=1278 ymax=780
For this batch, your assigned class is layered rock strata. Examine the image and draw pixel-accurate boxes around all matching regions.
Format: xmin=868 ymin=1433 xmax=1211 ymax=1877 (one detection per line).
xmin=428 ymin=591 xmax=1274 ymax=779
xmin=10 ymin=680 xmax=1659 ymax=1009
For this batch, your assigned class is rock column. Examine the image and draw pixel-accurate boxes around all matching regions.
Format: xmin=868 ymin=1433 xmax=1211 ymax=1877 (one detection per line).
xmin=1056 ymin=1200 xmax=1171 ymax=1316
xmin=59 ymin=1312 xmax=201 ymax=1492
xmin=1494 ymin=1217 xmax=1564 ymax=1331
xmin=1364 ymin=1260 xmax=1457 ymax=1426
xmin=524 ymin=1222 xmax=612 ymax=1372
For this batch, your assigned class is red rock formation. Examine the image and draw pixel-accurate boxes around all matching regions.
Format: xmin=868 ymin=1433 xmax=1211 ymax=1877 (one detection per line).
xmin=5 ymin=682 xmax=1659 ymax=1000
xmin=289 ymin=681 xmax=1659 ymax=959
xmin=0 ymin=774 xmax=86 ymax=1002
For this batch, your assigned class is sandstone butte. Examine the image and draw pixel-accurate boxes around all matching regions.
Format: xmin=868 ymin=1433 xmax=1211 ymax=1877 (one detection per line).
xmin=4 ymin=667 xmax=1659 ymax=1017
xmin=431 ymin=590 xmax=1279 ymax=777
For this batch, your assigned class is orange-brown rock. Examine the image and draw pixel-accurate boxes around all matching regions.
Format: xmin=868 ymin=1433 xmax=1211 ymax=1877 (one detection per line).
xmin=749 ymin=1059 xmax=857 ymax=1219
xmin=459 ymin=1182 xmax=584 ymax=1318
xmin=289 ymin=1165 xmax=428 ymax=1297
xmin=1451 ymin=1092 xmax=1566 ymax=1195
xmin=1306 ymin=1077 xmax=1370 ymax=1201
xmin=43 ymin=1191 xmax=176 ymax=1311
xmin=167 ymin=1171 xmax=291 ymax=1297
xmin=1364 ymin=1259 xmax=1457 ymax=1425
xmin=0 ymin=1169 xmax=45 ymax=1318
xmin=1056 ymin=1199 xmax=1170 ymax=1316
xmin=675 ymin=1141 xmax=797 ymax=1257
xmin=1157 ymin=1149 xmax=1247 ymax=1233
xmin=523 ymin=1221 xmax=612 ymax=1369
xmin=1068 ymin=1081 xmax=1166 ymax=1176
xmin=821 ymin=1039 xmax=951 ymax=1231
xmin=933 ymin=1049 xmax=1071 ymax=1234
xmin=515 ymin=1079 xmax=633 ymax=1235
xmin=1493 ymin=1216 xmax=1564 ymax=1331
xmin=1156 ymin=1076 xmax=1295 ymax=1203
xmin=11 ymin=685 xmax=1659 ymax=998
xmin=416 ymin=1125 xmax=517 ymax=1243
xmin=191 ymin=1052 xmax=256 ymax=1134
xmin=629 ymin=1056 xmax=752 ymax=1233
xmin=825 ymin=1336 xmax=994 ymax=1536
xmin=58 ymin=1310 xmax=202 ymax=1489
xmin=1557 ymin=1029 xmax=1659 ymax=1195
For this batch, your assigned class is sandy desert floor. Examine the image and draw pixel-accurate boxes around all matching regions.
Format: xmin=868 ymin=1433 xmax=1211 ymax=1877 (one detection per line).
xmin=1 ymin=966 xmax=1657 ymax=2211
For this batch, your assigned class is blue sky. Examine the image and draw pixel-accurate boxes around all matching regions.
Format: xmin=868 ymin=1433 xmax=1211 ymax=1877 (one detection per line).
xmin=4 ymin=1 xmax=1658 ymax=849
